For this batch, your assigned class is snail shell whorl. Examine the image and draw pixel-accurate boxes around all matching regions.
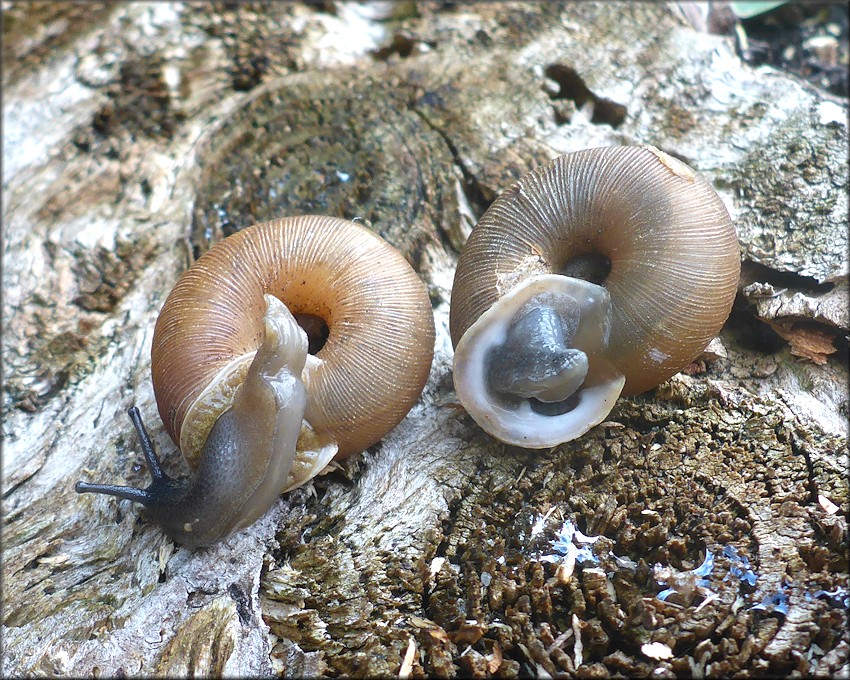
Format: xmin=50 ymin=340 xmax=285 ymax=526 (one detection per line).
xmin=450 ymin=146 xmax=740 ymax=396
xmin=152 ymin=215 xmax=435 ymax=460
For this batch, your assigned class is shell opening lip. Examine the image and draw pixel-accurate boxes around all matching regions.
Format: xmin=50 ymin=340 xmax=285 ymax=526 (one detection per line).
xmin=453 ymin=274 xmax=625 ymax=448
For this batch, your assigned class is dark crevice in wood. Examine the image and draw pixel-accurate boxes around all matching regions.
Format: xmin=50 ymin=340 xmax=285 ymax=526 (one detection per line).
xmin=409 ymin=107 xmax=491 ymax=253
xmin=543 ymin=63 xmax=627 ymax=128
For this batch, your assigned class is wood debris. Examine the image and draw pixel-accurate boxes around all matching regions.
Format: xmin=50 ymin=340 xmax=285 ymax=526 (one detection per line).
xmin=764 ymin=318 xmax=838 ymax=365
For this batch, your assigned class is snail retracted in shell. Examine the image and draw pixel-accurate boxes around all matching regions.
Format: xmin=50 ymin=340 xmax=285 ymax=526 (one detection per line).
xmin=450 ymin=145 xmax=740 ymax=448
xmin=76 ymin=216 xmax=435 ymax=547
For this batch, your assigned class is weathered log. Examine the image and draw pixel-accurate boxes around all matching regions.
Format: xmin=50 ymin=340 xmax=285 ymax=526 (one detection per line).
xmin=3 ymin=2 xmax=847 ymax=677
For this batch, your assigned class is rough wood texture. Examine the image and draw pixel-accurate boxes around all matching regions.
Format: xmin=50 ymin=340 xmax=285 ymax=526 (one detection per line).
xmin=3 ymin=2 xmax=847 ymax=677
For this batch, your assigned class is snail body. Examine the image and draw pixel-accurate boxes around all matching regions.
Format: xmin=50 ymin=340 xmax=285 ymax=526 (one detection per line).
xmin=450 ymin=146 xmax=740 ymax=447
xmin=77 ymin=216 xmax=435 ymax=547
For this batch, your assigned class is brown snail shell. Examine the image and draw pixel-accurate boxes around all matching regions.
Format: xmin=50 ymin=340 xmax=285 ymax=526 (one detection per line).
xmin=449 ymin=146 xmax=740 ymax=447
xmin=154 ymin=215 xmax=435 ymax=462
xmin=77 ymin=215 xmax=435 ymax=548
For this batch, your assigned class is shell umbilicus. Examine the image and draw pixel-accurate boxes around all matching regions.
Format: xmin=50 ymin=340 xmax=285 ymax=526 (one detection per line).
xmin=77 ymin=216 xmax=435 ymax=547
xmin=450 ymin=146 xmax=740 ymax=448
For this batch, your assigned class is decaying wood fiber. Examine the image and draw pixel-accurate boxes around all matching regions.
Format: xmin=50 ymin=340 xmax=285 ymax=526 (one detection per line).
xmin=2 ymin=2 xmax=847 ymax=677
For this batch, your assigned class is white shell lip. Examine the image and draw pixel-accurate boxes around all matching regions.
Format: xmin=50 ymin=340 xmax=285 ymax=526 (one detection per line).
xmin=453 ymin=274 xmax=626 ymax=448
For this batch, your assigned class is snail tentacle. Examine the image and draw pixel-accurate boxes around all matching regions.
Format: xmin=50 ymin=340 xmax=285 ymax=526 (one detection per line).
xmin=76 ymin=216 xmax=435 ymax=547
xmin=75 ymin=406 xmax=190 ymax=507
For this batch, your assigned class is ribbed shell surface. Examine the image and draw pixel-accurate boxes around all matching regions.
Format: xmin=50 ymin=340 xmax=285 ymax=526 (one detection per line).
xmin=152 ymin=216 xmax=435 ymax=457
xmin=450 ymin=146 xmax=740 ymax=395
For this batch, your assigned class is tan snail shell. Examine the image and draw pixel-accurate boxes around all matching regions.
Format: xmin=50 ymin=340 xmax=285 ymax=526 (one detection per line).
xmin=77 ymin=216 xmax=435 ymax=547
xmin=450 ymin=145 xmax=740 ymax=447
xmin=154 ymin=215 xmax=435 ymax=462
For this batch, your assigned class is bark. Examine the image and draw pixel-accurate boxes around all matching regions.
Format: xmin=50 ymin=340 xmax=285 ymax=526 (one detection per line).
xmin=2 ymin=2 xmax=847 ymax=677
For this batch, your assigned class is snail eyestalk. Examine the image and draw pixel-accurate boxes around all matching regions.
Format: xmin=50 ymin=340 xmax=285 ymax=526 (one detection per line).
xmin=75 ymin=296 xmax=313 ymax=547
xmin=74 ymin=406 xmax=189 ymax=507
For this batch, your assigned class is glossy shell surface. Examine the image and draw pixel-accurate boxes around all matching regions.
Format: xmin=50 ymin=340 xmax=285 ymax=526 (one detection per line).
xmin=450 ymin=146 xmax=740 ymax=395
xmin=152 ymin=216 xmax=435 ymax=460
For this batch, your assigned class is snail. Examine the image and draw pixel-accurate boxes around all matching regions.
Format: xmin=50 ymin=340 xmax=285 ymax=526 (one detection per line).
xmin=76 ymin=216 xmax=435 ymax=547
xmin=450 ymin=145 xmax=740 ymax=447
